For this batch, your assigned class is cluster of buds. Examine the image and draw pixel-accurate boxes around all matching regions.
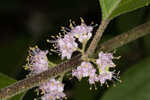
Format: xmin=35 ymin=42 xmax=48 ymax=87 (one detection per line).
xmin=25 ymin=46 xmax=66 ymax=100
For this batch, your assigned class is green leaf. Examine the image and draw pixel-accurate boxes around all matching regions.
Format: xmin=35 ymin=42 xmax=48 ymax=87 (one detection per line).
xmin=99 ymin=0 xmax=150 ymax=20
xmin=101 ymin=57 xmax=150 ymax=100
xmin=99 ymin=0 xmax=121 ymax=19
xmin=0 ymin=73 xmax=24 ymax=100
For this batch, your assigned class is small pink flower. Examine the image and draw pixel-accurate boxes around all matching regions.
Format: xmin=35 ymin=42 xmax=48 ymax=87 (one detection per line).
xmin=89 ymin=73 xmax=98 ymax=84
xmin=96 ymin=51 xmax=115 ymax=70
xmin=72 ymin=62 xmax=97 ymax=84
xmin=56 ymin=33 xmax=78 ymax=59
xmin=71 ymin=24 xmax=93 ymax=42
xmin=27 ymin=47 xmax=49 ymax=75
xmin=95 ymin=52 xmax=118 ymax=84
xmin=40 ymin=79 xmax=66 ymax=100
xmin=97 ymin=71 xmax=113 ymax=84
xmin=41 ymin=92 xmax=66 ymax=100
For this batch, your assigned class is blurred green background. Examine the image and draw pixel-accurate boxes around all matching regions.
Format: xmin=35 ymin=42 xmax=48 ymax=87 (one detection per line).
xmin=0 ymin=0 xmax=150 ymax=100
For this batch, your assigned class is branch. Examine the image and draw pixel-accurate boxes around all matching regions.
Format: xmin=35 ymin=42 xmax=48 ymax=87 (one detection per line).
xmin=86 ymin=19 xmax=110 ymax=56
xmin=99 ymin=21 xmax=150 ymax=52
xmin=86 ymin=0 xmax=121 ymax=56
xmin=0 ymin=55 xmax=82 ymax=100
xmin=0 ymin=21 xmax=150 ymax=100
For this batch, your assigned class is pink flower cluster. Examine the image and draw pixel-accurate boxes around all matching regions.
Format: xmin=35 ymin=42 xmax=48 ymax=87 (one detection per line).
xmin=26 ymin=47 xmax=66 ymax=100
xmin=56 ymin=34 xmax=78 ymax=60
xmin=96 ymin=52 xmax=115 ymax=84
xmin=27 ymin=47 xmax=49 ymax=75
xmin=96 ymin=52 xmax=115 ymax=69
xmin=39 ymin=79 xmax=66 ymax=100
xmin=72 ymin=62 xmax=96 ymax=81
xmin=55 ymin=22 xmax=93 ymax=60
xmin=72 ymin=51 xmax=116 ymax=85
xmin=71 ymin=24 xmax=93 ymax=42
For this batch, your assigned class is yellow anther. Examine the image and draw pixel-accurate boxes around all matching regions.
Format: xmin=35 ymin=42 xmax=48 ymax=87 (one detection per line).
xmin=69 ymin=19 xmax=73 ymax=28
xmin=35 ymin=45 xmax=38 ymax=48
xmin=80 ymin=17 xmax=85 ymax=24
xmin=61 ymin=26 xmax=65 ymax=30
xmin=51 ymin=35 xmax=55 ymax=38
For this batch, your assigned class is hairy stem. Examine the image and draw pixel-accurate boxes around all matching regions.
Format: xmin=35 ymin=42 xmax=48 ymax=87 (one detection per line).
xmin=86 ymin=0 xmax=121 ymax=56
xmin=99 ymin=21 xmax=150 ymax=52
xmin=86 ymin=19 xmax=110 ymax=56
xmin=0 ymin=21 xmax=150 ymax=100
xmin=0 ymin=55 xmax=81 ymax=100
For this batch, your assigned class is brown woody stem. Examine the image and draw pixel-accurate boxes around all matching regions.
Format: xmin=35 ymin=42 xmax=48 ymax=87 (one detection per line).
xmin=0 ymin=55 xmax=81 ymax=100
xmin=99 ymin=21 xmax=150 ymax=52
xmin=86 ymin=19 xmax=110 ymax=56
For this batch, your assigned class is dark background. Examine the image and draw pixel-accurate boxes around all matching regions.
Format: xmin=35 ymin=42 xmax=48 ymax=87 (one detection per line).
xmin=0 ymin=0 xmax=150 ymax=100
